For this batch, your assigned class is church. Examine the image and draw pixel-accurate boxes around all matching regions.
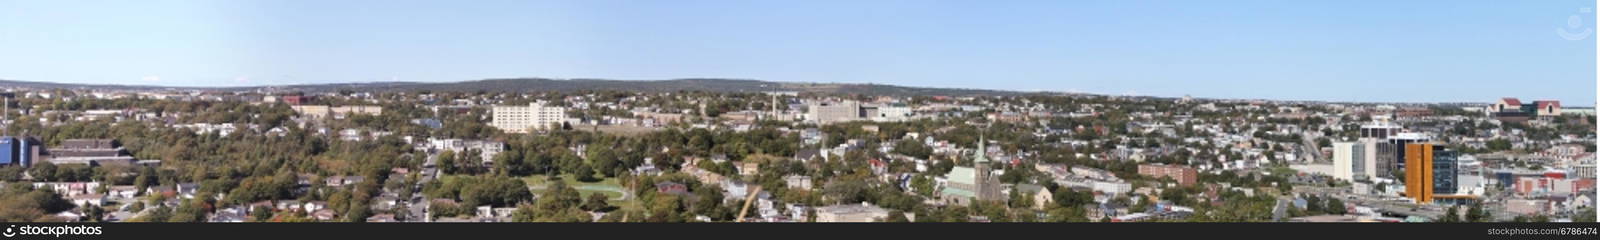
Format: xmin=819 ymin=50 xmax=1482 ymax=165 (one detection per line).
xmin=939 ymin=138 xmax=1005 ymax=206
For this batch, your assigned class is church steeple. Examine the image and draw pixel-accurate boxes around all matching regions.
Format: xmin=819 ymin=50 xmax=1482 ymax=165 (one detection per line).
xmin=974 ymin=136 xmax=988 ymax=163
xmin=971 ymin=134 xmax=996 ymax=203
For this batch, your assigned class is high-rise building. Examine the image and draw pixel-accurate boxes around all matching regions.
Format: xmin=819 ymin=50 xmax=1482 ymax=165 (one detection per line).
xmin=1356 ymin=138 xmax=1380 ymax=179
xmin=490 ymin=102 xmax=568 ymax=133
xmin=1333 ymin=141 xmax=1357 ymax=181
xmin=1403 ymin=143 xmax=1457 ymax=204
xmin=1391 ymin=133 xmax=1430 ymax=172
xmin=1336 ymin=138 xmax=1383 ymax=181
xmin=1378 ymin=132 xmax=1429 ymax=179
xmin=1376 ymin=142 xmax=1397 ymax=179
xmin=1360 ymin=119 xmax=1402 ymax=139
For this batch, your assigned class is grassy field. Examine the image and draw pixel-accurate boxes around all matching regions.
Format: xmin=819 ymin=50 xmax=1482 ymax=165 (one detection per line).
xmin=571 ymin=124 xmax=662 ymax=137
xmin=522 ymin=174 xmax=643 ymax=211
xmin=439 ymin=174 xmax=644 ymax=212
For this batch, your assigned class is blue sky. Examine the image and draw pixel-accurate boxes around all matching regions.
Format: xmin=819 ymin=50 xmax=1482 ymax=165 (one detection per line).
xmin=0 ymin=0 xmax=1593 ymax=104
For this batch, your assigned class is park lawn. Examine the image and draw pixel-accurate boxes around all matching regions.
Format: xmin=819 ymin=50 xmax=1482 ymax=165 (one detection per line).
xmin=522 ymin=174 xmax=633 ymax=204
xmin=437 ymin=174 xmax=641 ymax=211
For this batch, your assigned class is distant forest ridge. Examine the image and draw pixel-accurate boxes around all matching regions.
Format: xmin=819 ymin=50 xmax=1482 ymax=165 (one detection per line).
xmin=0 ymin=78 xmax=1545 ymax=106
xmin=0 ymin=78 xmax=1047 ymax=97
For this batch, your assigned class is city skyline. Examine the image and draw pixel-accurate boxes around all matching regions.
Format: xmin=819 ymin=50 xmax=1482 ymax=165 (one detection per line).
xmin=0 ymin=0 xmax=1594 ymax=104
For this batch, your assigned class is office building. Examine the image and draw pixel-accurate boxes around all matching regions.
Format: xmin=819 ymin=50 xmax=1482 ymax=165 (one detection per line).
xmin=1403 ymin=143 xmax=1457 ymax=204
xmin=490 ymin=102 xmax=568 ymax=133
xmin=1333 ymin=142 xmax=1355 ymax=181
xmin=806 ymin=100 xmax=914 ymax=124
xmin=807 ymin=100 xmax=863 ymax=124
xmin=1360 ymin=117 xmax=1402 ymax=139
xmin=1332 ymin=142 xmax=1360 ymax=181
xmin=1356 ymin=138 xmax=1379 ymax=179
xmin=1334 ymin=139 xmax=1382 ymax=181
xmin=1377 ymin=132 xmax=1429 ymax=179
xmin=865 ymin=103 xmax=913 ymax=122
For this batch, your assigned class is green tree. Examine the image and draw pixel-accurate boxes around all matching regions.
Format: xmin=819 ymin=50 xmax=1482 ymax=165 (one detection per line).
xmin=910 ymin=175 xmax=935 ymax=197
xmin=1575 ymin=207 xmax=1596 ymax=223
xmin=1326 ymin=197 xmax=1346 ymax=215
xmin=85 ymin=205 xmax=105 ymax=222
xmin=1485 ymin=139 xmax=1513 ymax=151
xmin=251 ymin=206 xmax=273 ymax=222
xmin=885 ymin=210 xmax=909 ymax=222
xmin=588 ymin=149 xmax=621 ymax=177
xmin=1465 ymin=202 xmax=1487 ymax=222
xmin=1439 ymin=206 xmax=1461 ymax=223
xmin=582 ymin=192 xmax=612 ymax=212
xmin=438 ymin=150 xmax=458 ymax=175
xmin=573 ymin=164 xmax=599 ymax=182
xmin=1052 ymin=188 xmax=1092 ymax=208
xmin=892 ymin=140 xmax=932 ymax=159
xmin=1045 ymin=206 xmax=1088 ymax=222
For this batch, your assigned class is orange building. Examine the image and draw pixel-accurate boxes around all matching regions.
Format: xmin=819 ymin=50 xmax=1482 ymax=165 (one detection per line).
xmin=1404 ymin=143 xmax=1433 ymax=203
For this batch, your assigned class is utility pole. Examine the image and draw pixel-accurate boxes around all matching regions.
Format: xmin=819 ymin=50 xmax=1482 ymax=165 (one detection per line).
xmin=3 ymin=96 xmax=9 ymax=136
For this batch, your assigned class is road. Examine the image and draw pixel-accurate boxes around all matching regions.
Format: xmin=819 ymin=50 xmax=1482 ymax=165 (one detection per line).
xmin=1272 ymin=198 xmax=1289 ymax=222
xmin=1299 ymin=132 xmax=1322 ymax=163
xmin=1292 ymin=185 xmax=1518 ymax=221
xmin=405 ymin=152 xmax=440 ymax=222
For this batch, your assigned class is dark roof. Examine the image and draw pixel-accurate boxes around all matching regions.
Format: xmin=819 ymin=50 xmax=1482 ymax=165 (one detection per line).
xmin=59 ymin=139 xmax=118 ymax=150
xmin=795 ymin=149 xmax=821 ymax=160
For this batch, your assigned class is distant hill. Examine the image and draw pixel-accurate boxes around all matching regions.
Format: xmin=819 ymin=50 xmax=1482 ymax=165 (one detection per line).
xmin=0 ymin=79 xmax=198 ymax=91
xmin=0 ymin=78 xmax=1048 ymax=97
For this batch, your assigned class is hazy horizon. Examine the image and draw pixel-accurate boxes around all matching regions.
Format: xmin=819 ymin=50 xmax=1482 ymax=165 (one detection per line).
xmin=1 ymin=1 xmax=1594 ymax=104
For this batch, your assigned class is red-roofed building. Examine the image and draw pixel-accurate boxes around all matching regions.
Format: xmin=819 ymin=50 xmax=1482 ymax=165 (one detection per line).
xmin=1490 ymin=98 xmax=1522 ymax=113
xmin=1498 ymin=98 xmax=1522 ymax=108
xmin=1490 ymin=97 xmax=1562 ymax=121
xmin=1533 ymin=100 xmax=1561 ymax=116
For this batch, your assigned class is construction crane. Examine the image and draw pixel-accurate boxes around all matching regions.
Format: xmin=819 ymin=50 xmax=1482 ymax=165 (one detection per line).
xmin=735 ymin=186 xmax=763 ymax=222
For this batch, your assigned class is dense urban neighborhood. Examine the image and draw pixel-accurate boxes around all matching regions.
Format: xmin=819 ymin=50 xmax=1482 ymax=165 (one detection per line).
xmin=0 ymin=81 xmax=1592 ymax=223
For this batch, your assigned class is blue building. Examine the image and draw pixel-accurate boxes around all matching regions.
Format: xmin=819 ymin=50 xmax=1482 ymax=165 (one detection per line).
xmin=0 ymin=136 xmax=40 ymax=167
xmin=1431 ymin=148 xmax=1458 ymax=195
xmin=18 ymin=136 xmax=35 ymax=167
xmin=0 ymin=136 xmax=15 ymax=166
